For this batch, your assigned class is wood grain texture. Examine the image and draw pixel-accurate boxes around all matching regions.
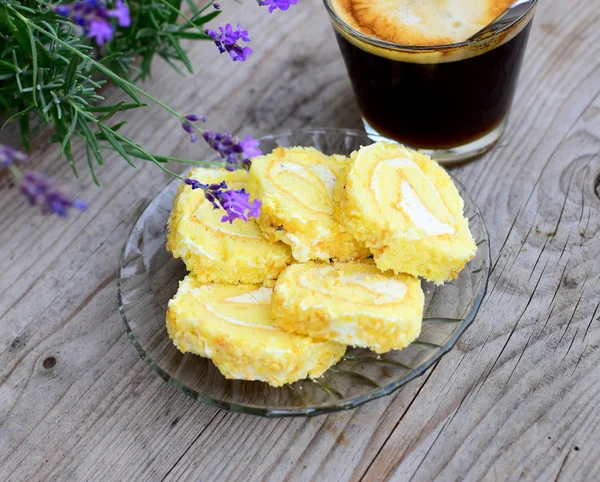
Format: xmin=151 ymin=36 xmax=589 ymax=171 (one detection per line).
xmin=2 ymin=0 xmax=600 ymax=480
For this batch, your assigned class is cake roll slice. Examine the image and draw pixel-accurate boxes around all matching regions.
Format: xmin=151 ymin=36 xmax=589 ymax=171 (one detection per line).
xmin=167 ymin=275 xmax=346 ymax=387
xmin=273 ymin=260 xmax=424 ymax=354
xmin=337 ymin=142 xmax=477 ymax=284
xmin=166 ymin=167 xmax=292 ymax=284
xmin=248 ymin=146 xmax=369 ymax=262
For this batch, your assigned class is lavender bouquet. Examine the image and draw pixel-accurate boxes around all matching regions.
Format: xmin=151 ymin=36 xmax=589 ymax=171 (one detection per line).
xmin=0 ymin=0 xmax=297 ymax=219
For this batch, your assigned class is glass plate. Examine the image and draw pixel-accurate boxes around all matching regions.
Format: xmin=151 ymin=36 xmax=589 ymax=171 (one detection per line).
xmin=118 ymin=128 xmax=490 ymax=417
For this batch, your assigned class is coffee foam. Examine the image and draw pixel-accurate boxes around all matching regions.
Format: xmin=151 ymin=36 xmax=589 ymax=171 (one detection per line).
xmin=331 ymin=0 xmax=513 ymax=46
xmin=329 ymin=0 xmax=534 ymax=63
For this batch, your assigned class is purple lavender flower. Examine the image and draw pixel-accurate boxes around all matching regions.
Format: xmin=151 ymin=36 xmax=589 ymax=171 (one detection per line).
xmin=107 ymin=0 xmax=131 ymax=27
xmin=20 ymin=171 xmax=87 ymax=217
xmin=55 ymin=5 xmax=70 ymax=16
xmin=181 ymin=122 xmax=197 ymax=143
xmin=206 ymin=23 xmax=253 ymax=62
xmin=184 ymin=179 xmax=261 ymax=223
xmin=55 ymin=0 xmax=131 ymax=45
xmin=213 ymin=2 xmax=221 ymax=9
xmin=180 ymin=113 xmax=208 ymax=143
xmin=257 ymin=0 xmax=298 ymax=13
xmin=88 ymin=19 xmax=114 ymax=45
xmin=239 ymin=135 xmax=262 ymax=158
xmin=0 ymin=144 xmax=27 ymax=169
xmin=219 ymin=189 xmax=261 ymax=223
xmin=202 ymin=131 xmax=262 ymax=171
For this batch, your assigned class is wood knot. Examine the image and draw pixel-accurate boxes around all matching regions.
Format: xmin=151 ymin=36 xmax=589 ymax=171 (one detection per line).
xmin=595 ymin=174 xmax=600 ymax=200
xmin=42 ymin=357 xmax=56 ymax=369
xmin=10 ymin=336 xmax=25 ymax=350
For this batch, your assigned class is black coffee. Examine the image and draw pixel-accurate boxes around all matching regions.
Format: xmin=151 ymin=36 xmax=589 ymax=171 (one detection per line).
xmin=335 ymin=23 xmax=532 ymax=150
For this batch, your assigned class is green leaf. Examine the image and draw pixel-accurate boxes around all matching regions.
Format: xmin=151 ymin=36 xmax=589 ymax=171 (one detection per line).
xmin=61 ymin=109 xmax=78 ymax=155
xmin=85 ymin=103 xmax=145 ymax=113
xmin=167 ymin=35 xmax=192 ymax=74
xmin=64 ymin=140 xmax=78 ymax=178
xmin=110 ymin=121 xmax=128 ymax=132
xmin=160 ymin=54 xmax=186 ymax=77
xmin=1 ymin=104 xmax=35 ymax=129
xmin=5 ymin=10 xmax=31 ymax=56
xmin=85 ymin=144 xmax=100 ymax=186
xmin=99 ymin=125 xmax=136 ymax=168
xmin=97 ymin=101 xmax=125 ymax=122
xmin=78 ymin=118 xmax=103 ymax=166
xmin=122 ymin=143 xmax=151 ymax=160
xmin=113 ymin=79 xmax=142 ymax=105
xmin=188 ymin=10 xmax=221 ymax=26
xmin=26 ymin=24 xmax=38 ymax=106
xmin=167 ymin=0 xmax=183 ymax=23
xmin=0 ymin=59 xmax=19 ymax=71
xmin=176 ymin=31 xmax=212 ymax=40
xmin=64 ymin=55 xmax=80 ymax=94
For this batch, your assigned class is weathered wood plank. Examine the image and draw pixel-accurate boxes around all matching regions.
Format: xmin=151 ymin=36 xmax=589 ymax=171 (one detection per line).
xmin=2 ymin=0 xmax=600 ymax=481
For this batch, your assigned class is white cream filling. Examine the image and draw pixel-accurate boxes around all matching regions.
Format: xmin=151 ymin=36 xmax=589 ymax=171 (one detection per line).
xmin=282 ymin=233 xmax=308 ymax=260
xmin=298 ymin=269 xmax=407 ymax=304
xmin=338 ymin=273 xmax=407 ymax=304
xmin=308 ymin=164 xmax=337 ymax=197
xmin=275 ymin=162 xmax=336 ymax=197
xmin=204 ymin=304 xmax=281 ymax=331
xmin=399 ymin=180 xmax=455 ymax=236
xmin=328 ymin=319 xmax=364 ymax=346
xmin=282 ymin=232 xmax=333 ymax=261
xmin=282 ymin=232 xmax=330 ymax=261
xmin=224 ymin=287 xmax=273 ymax=305
xmin=371 ymin=157 xmax=455 ymax=236
xmin=204 ymin=288 xmax=281 ymax=331
xmin=182 ymin=237 xmax=271 ymax=268
xmin=182 ymin=238 xmax=218 ymax=260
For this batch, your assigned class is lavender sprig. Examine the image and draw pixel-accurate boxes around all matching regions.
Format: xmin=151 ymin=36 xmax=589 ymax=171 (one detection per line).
xmin=185 ymin=179 xmax=261 ymax=223
xmin=20 ymin=171 xmax=87 ymax=217
xmin=2 ymin=144 xmax=86 ymax=217
xmin=257 ymin=0 xmax=298 ymax=13
xmin=0 ymin=145 xmax=28 ymax=169
xmin=202 ymin=131 xmax=263 ymax=171
xmin=181 ymin=113 xmax=208 ymax=143
xmin=206 ymin=23 xmax=253 ymax=62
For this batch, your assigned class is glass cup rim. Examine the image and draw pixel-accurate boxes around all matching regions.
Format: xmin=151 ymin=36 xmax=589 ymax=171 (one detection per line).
xmin=322 ymin=0 xmax=538 ymax=53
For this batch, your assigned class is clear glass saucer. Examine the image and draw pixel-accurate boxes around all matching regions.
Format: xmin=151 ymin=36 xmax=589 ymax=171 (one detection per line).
xmin=117 ymin=128 xmax=490 ymax=417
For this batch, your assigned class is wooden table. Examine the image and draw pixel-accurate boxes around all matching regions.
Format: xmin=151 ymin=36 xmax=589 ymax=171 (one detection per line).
xmin=2 ymin=1 xmax=599 ymax=480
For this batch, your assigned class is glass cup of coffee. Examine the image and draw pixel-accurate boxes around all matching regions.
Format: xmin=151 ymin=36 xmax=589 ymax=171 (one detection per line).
xmin=323 ymin=0 xmax=537 ymax=165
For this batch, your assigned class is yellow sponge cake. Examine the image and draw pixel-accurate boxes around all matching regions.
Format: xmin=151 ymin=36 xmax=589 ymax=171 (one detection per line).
xmin=166 ymin=167 xmax=292 ymax=284
xmin=272 ymin=260 xmax=424 ymax=354
xmin=336 ymin=143 xmax=477 ymax=284
xmin=248 ymin=146 xmax=369 ymax=262
xmin=166 ymin=275 xmax=346 ymax=387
